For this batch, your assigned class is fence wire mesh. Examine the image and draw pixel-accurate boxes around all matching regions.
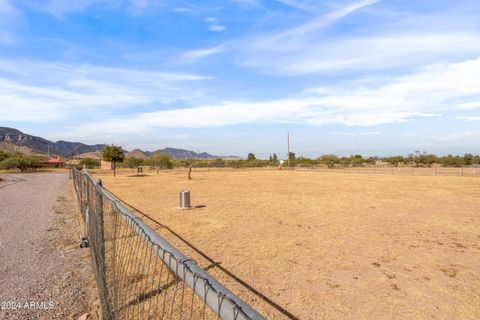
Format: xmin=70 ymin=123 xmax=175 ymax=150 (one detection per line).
xmin=72 ymin=168 xmax=264 ymax=320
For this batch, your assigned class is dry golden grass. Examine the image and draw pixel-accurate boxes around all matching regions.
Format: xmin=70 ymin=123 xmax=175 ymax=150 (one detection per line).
xmin=94 ymin=169 xmax=480 ymax=320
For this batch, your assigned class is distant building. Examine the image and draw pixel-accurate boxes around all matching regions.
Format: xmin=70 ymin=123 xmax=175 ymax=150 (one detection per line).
xmin=100 ymin=160 xmax=113 ymax=170
xmin=40 ymin=157 xmax=65 ymax=168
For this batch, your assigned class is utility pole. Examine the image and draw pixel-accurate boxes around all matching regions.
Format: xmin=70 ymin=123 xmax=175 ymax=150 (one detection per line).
xmin=287 ymin=132 xmax=291 ymax=170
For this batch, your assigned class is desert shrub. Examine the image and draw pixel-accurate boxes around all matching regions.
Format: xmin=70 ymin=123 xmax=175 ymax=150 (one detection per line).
xmin=319 ymin=154 xmax=340 ymax=168
xmin=440 ymin=155 xmax=463 ymax=167
xmin=0 ymin=150 xmax=12 ymax=162
xmin=145 ymin=153 xmax=172 ymax=169
xmin=247 ymin=153 xmax=256 ymax=161
xmin=79 ymin=157 xmax=100 ymax=168
xmin=123 ymin=156 xmax=144 ymax=168
xmin=383 ymin=156 xmax=404 ymax=167
xmin=0 ymin=154 xmax=42 ymax=172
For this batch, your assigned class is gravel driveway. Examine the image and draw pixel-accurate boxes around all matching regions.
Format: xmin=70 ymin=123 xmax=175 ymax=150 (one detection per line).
xmin=0 ymin=173 xmax=98 ymax=320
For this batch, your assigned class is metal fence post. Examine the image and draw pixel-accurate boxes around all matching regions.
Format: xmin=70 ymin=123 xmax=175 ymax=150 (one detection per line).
xmin=95 ymin=179 xmax=111 ymax=320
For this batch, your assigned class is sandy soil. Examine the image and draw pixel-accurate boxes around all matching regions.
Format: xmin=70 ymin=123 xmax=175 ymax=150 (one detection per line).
xmin=0 ymin=173 xmax=98 ymax=320
xmin=95 ymin=169 xmax=480 ymax=320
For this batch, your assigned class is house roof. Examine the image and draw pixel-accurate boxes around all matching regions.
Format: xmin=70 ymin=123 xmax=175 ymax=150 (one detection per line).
xmin=41 ymin=157 xmax=65 ymax=163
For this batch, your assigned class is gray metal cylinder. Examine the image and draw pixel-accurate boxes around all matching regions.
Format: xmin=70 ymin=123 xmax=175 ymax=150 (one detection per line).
xmin=180 ymin=190 xmax=191 ymax=209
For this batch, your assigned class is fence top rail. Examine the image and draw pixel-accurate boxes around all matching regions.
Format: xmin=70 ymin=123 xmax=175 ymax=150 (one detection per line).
xmin=74 ymin=168 xmax=265 ymax=320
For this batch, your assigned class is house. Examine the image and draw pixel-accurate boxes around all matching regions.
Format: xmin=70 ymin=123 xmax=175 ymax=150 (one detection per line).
xmin=40 ymin=157 xmax=65 ymax=168
xmin=100 ymin=160 xmax=113 ymax=170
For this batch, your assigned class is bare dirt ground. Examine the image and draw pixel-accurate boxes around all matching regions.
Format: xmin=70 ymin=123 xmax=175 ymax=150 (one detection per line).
xmin=95 ymin=169 xmax=480 ymax=320
xmin=0 ymin=173 xmax=98 ymax=320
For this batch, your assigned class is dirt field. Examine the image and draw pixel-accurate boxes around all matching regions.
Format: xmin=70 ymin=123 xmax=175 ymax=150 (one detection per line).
xmin=94 ymin=169 xmax=480 ymax=320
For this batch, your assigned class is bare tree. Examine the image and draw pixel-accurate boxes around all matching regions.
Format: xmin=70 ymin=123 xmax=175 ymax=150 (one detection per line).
xmin=183 ymin=151 xmax=199 ymax=180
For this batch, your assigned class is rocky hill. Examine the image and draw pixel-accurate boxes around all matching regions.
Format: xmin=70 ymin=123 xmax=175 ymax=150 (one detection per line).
xmin=0 ymin=127 xmax=104 ymax=157
xmin=1 ymin=127 xmax=241 ymax=160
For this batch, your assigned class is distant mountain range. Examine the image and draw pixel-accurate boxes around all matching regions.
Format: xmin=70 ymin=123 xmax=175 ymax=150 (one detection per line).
xmin=0 ymin=127 xmax=104 ymax=157
xmin=0 ymin=127 xmax=240 ymax=160
xmin=125 ymin=148 xmax=240 ymax=160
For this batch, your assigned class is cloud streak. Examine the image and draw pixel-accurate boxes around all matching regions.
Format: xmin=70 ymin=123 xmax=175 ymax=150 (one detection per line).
xmin=181 ymin=1 xmax=480 ymax=78
xmin=181 ymin=0 xmax=380 ymax=63
xmin=0 ymin=58 xmax=208 ymax=122
xmin=59 ymin=57 xmax=480 ymax=140
xmin=0 ymin=0 xmax=22 ymax=44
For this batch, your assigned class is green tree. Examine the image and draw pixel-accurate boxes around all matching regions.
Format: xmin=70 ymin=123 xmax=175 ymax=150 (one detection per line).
xmin=339 ymin=157 xmax=351 ymax=167
xmin=102 ymin=144 xmax=125 ymax=176
xmin=351 ymin=154 xmax=364 ymax=167
xmin=441 ymin=154 xmax=463 ymax=167
xmin=473 ymin=155 xmax=480 ymax=165
xmin=0 ymin=154 xmax=41 ymax=172
xmin=210 ymin=158 xmax=225 ymax=167
xmin=247 ymin=153 xmax=256 ymax=161
xmin=79 ymin=157 xmax=100 ymax=168
xmin=124 ymin=156 xmax=144 ymax=169
xmin=464 ymin=153 xmax=474 ymax=165
xmin=384 ymin=156 xmax=404 ymax=167
xmin=422 ymin=154 xmax=438 ymax=167
xmin=407 ymin=151 xmax=437 ymax=167
xmin=271 ymin=153 xmax=279 ymax=166
xmin=319 ymin=154 xmax=340 ymax=168
xmin=287 ymin=152 xmax=296 ymax=167
xmin=145 ymin=153 xmax=172 ymax=172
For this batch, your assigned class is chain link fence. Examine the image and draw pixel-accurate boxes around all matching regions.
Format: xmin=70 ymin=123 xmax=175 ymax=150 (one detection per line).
xmin=72 ymin=168 xmax=265 ymax=320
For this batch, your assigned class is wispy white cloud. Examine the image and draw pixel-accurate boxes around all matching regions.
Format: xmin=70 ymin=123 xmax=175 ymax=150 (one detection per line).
xmin=329 ymin=131 xmax=381 ymax=136
xmin=209 ymin=25 xmax=226 ymax=32
xmin=274 ymin=0 xmax=321 ymax=13
xmin=60 ymin=57 xmax=480 ymax=140
xmin=181 ymin=45 xmax=227 ymax=61
xmin=427 ymin=131 xmax=479 ymax=142
xmin=453 ymin=101 xmax=480 ymax=110
xmin=173 ymin=7 xmax=195 ymax=13
xmin=35 ymin=0 xmax=157 ymax=17
xmin=182 ymin=0 xmax=380 ymax=62
xmin=240 ymin=32 xmax=480 ymax=75
xmin=203 ymin=16 xmax=226 ymax=32
xmin=204 ymin=17 xmax=217 ymax=23
xmin=0 ymin=58 xmax=208 ymax=122
xmin=457 ymin=116 xmax=480 ymax=121
xmin=182 ymin=1 xmax=480 ymax=77
xmin=0 ymin=0 xmax=22 ymax=44
xmin=230 ymin=0 xmax=260 ymax=8
xmin=269 ymin=0 xmax=380 ymax=39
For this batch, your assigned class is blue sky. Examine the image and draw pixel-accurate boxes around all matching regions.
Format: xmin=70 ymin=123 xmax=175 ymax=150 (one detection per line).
xmin=0 ymin=0 xmax=480 ymax=158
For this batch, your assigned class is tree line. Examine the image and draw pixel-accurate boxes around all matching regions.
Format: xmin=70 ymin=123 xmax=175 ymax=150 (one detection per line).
xmin=2 ymin=146 xmax=479 ymax=173
xmin=93 ymin=147 xmax=480 ymax=171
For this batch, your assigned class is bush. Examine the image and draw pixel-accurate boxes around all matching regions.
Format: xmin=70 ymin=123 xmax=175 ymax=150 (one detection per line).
xmin=0 ymin=154 xmax=42 ymax=172
xmin=319 ymin=154 xmax=340 ymax=168
xmin=145 ymin=153 xmax=173 ymax=169
xmin=79 ymin=157 xmax=100 ymax=168
xmin=123 ymin=156 xmax=144 ymax=168
xmin=0 ymin=150 xmax=11 ymax=162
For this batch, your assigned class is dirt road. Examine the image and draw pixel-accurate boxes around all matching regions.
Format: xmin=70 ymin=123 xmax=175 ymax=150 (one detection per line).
xmin=0 ymin=173 xmax=98 ymax=320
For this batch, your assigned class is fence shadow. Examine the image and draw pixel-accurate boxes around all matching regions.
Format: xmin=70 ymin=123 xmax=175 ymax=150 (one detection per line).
xmin=107 ymin=189 xmax=299 ymax=320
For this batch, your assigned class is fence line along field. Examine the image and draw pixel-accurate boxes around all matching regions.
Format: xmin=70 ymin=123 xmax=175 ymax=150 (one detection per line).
xmin=94 ymin=169 xmax=480 ymax=320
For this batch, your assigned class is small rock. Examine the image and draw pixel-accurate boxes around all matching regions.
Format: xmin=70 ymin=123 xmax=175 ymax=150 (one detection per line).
xmin=78 ymin=313 xmax=89 ymax=320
